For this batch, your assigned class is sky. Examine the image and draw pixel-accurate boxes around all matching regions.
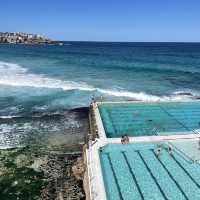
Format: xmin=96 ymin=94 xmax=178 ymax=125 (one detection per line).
xmin=0 ymin=0 xmax=200 ymax=42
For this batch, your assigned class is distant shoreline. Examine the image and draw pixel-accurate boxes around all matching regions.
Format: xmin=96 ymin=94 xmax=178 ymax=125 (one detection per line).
xmin=1 ymin=41 xmax=200 ymax=45
xmin=0 ymin=42 xmax=61 ymax=45
xmin=0 ymin=32 xmax=59 ymax=45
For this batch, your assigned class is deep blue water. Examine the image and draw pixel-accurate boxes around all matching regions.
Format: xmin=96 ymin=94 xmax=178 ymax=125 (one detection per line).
xmin=0 ymin=42 xmax=200 ymax=148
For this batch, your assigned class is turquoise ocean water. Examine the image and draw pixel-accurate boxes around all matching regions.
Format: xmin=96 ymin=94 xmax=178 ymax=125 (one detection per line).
xmin=0 ymin=42 xmax=200 ymax=148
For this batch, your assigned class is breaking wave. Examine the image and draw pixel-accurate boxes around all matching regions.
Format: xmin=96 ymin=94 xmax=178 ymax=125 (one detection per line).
xmin=0 ymin=61 xmax=197 ymax=102
xmin=0 ymin=61 xmax=94 ymax=91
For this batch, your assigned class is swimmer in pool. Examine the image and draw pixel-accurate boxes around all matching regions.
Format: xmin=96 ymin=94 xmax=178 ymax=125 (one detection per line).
xmin=124 ymin=135 xmax=130 ymax=144
xmin=121 ymin=135 xmax=125 ymax=144
xmin=154 ymin=147 xmax=162 ymax=157
xmin=121 ymin=135 xmax=130 ymax=144
xmin=168 ymin=146 xmax=173 ymax=155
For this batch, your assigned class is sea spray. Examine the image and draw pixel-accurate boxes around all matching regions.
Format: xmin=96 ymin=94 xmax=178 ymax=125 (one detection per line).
xmin=0 ymin=61 xmax=196 ymax=102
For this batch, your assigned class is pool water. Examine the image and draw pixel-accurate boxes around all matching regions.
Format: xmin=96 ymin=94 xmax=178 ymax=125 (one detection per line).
xmin=98 ymin=102 xmax=200 ymax=138
xmin=100 ymin=142 xmax=200 ymax=200
xmin=170 ymin=139 xmax=200 ymax=162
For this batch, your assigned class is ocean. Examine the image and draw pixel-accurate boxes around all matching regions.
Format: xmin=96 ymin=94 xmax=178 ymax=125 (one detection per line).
xmin=0 ymin=42 xmax=200 ymax=150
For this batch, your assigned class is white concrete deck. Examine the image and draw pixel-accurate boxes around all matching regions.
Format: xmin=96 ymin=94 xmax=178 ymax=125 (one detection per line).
xmin=96 ymin=99 xmax=200 ymax=104
xmin=86 ymin=101 xmax=200 ymax=200
xmin=86 ymin=139 xmax=107 ymax=200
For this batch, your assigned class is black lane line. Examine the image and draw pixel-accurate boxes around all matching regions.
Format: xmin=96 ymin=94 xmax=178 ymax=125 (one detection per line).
xmin=121 ymin=151 xmax=144 ymax=200
xmin=106 ymin=153 xmax=124 ymax=200
xmin=170 ymin=153 xmax=200 ymax=189
xmin=168 ymin=142 xmax=193 ymax=165
xmin=158 ymin=105 xmax=196 ymax=134
xmin=107 ymin=111 xmax=117 ymax=133
xmin=151 ymin=150 xmax=189 ymax=200
xmin=136 ymin=151 xmax=169 ymax=200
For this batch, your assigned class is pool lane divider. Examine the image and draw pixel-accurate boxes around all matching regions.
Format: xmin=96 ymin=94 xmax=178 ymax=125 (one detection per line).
xmin=167 ymin=142 xmax=194 ymax=165
xmin=121 ymin=151 xmax=145 ymax=200
xmin=157 ymin=104 xmax=195 ymax=134
xmin=136 ymin=150 xmax=169 ymax=200
xmin=106 ymin=153 xmax=124 ymax=200
xmin=151 ymin=149 xmax=189 ymax=200
xmin=170 ymin=153 xmax=200 ymax=189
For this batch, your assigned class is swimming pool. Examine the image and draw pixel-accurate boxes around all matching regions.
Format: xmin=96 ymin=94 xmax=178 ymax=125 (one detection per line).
xmin=100 ymin=141 xmax=200 ymax=200
xmin=98 ymin=101 xmax=200 ymax=138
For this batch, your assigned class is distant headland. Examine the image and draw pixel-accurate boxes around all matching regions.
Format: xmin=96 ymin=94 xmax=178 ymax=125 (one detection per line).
xmin=0 ymin=32 xmax=57 ymax=44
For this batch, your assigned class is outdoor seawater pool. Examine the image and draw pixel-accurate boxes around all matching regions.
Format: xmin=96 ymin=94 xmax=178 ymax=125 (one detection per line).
xmin=98 ymin=101 xmax=200 ymax=138
xmin=99 ymin=141 xmax=200 ymax=200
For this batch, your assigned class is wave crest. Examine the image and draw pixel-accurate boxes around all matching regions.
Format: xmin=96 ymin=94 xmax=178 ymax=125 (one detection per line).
xmin=0 ymin=61 xmax=197 ymax=102
xmin=0 ymin=61 xmax=94 ymax=91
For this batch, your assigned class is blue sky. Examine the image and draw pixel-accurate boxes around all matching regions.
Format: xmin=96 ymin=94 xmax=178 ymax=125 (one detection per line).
xmin=0 ymin=0 xmax=200 ymax=42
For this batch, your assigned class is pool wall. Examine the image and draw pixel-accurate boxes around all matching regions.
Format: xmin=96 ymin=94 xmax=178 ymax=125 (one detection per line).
xmin=86 ymin=136 xmax=200 ymax=200
xmin=85 ymin=139 xmax=107 ymax=200
xmin=85 ymin=101 xmax=200 ymax=200
xmin=95 ymin=101 xmax=200 ymax=142
xmin=99 ymin=140 xmax=200 ymax=200
xmin=97 ymin=101 xmax=200 ymax=138
xmin=94 ymin=103 xmax=107 ymax=140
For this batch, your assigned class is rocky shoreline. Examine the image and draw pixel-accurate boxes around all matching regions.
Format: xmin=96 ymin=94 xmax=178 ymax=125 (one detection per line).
xmin=0 ymin=107 xmax=89 ymax=199
xmin=40 ymin=153 xmax=85 ymax=200
xmin=0 ymin=147 xmax=85 ymax=200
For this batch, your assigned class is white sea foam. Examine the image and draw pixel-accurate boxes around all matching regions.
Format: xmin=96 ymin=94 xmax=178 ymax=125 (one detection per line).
xmin=0 ymin=61 xmax=196 ymax=102
xmin=97 ymin=89 xmax=194 ymax=101
xmin=0 ymin=61 xmax=94 ymax=91
xmin=0 ymin=115 xmax=18 ymax=119
xmin=97 ymin=89 xmax=161 ymax=101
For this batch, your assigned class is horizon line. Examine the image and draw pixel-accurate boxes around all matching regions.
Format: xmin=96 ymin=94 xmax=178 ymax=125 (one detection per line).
xmin=56 ymin=40 xmax=200 ymax=43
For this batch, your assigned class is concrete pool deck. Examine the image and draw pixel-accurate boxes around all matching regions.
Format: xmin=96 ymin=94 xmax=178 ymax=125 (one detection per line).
xmin=85 ymin=101 xmax=200 ymax=200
